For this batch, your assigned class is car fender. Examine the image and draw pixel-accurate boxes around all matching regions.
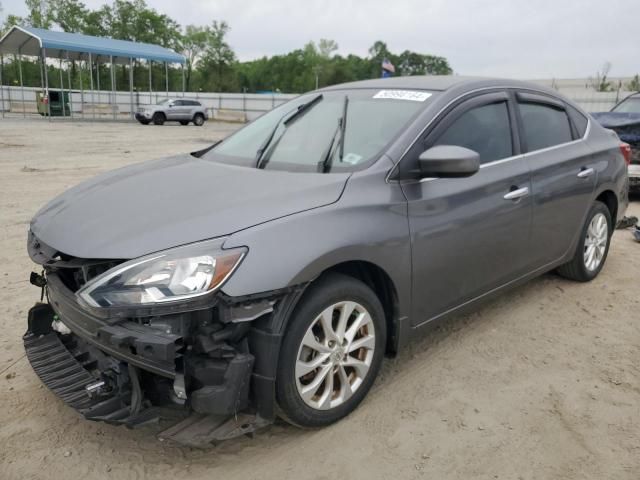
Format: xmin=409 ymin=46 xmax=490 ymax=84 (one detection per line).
xmin=221 ymin=172 xmax=412 ymax=323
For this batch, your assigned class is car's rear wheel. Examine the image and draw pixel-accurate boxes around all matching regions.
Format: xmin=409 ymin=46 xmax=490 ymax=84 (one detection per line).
xmin=557 ymin=201 xmax=612 ymax=282
xmin=276 ymin=273 xmax=386 ymax=428
xmin=193 ymin=113 xmax=205 ymax=126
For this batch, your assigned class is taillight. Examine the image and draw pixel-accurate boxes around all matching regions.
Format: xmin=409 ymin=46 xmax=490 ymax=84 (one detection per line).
xmin=620 ymin=142 xmax=632 ymax=165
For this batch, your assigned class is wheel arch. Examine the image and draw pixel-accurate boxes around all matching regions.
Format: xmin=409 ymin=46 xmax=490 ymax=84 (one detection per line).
xmin=247 ymin=259 xmax=403 ymax=422
xmin=315 ymin=260 xmax=401 ymax=356
xmin=594 ymin=189 xmax=618 ymax=225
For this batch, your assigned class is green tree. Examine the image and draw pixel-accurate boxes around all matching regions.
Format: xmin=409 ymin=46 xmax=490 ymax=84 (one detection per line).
xmin=50 ymin=0 xmax=89 ymax=32
xmin=1 ymin=13 xmax=23 ymax=35
xmin=589 ymin=62 xmax=613 ymax=92
xmin=198 ymin=21 xmax=237 ymax=91
xmin=397 ymin=50 xmax=452 ymax=76
xmin=318 ymin=38 xmax=338 ymax=58
xmin=626 ymin=74 xmax=640 ymax=92
xmin=25 ymin=0 xmax=54 ymax=28
xmin=181 ymin=25 xmax=208 ymax=91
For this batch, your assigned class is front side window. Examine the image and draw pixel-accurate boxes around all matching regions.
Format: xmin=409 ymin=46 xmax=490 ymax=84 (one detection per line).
xmin=206 ymin=89 xmax=435 ymax=173
xmin=433 ymin=102 xmax=513 ymax=164
xmin=519 ymin=102 xmax=573 ymax=151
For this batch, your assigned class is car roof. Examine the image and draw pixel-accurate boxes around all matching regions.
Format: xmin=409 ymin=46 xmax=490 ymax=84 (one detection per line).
xmin=320 ymin=75 xmax=558 ymax=95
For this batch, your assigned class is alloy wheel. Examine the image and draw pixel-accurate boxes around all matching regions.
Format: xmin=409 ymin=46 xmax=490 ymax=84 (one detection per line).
xmin=583 ymin=212 xmax=608 ymax=271
xmin=295 ymin=301 xmax=376 ymax=411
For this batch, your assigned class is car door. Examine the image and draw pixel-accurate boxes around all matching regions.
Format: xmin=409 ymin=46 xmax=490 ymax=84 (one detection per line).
xmin=515 ymin=91 xmax=597 ymax=267
xmin=180 ymin=100 xmax=196 ymax=120
xmin=187 ymin=101 xmax=201 ymax=120
xmin=399 ymin=91 xmax=534 ymax=325
xmin=168 ymin=100 xmax=185 ymax=120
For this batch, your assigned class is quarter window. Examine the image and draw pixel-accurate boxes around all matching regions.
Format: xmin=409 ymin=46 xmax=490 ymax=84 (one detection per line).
xmin=566 ymin=104 xmax=588 ymax=137
xmin=433 ymin=102 xmax=513 ymax=164
xmin=519 ymin=102 xmax=573 ymax=151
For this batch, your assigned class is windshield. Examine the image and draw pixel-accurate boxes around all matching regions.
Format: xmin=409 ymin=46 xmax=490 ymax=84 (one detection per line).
xmin=612 ymin=97 xmax=640 ymax=113
xmin=205 ymin=89 xmax=434 ymax=172
xmin=157 ymin=98 xmax=172 ymax=105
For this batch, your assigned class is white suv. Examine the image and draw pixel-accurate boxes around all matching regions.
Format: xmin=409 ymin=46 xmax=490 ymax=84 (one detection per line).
xmin=135 ymin=98 xmax=208 ymax=126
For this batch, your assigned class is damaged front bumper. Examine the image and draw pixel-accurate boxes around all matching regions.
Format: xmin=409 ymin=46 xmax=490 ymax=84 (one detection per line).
xmin=24 ymin=269 xmax=296 ymax=447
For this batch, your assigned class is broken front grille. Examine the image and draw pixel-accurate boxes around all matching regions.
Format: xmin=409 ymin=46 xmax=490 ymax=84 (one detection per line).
xmin=28 ymin=230 xmax=122 ymax=292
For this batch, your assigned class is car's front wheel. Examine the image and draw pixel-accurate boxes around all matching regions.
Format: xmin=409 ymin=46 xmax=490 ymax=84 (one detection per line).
xmin=152 ymin=112 xmax=165 ymax=125
xmin=276 ymin=273 xmax=386 ymax=428
xmin=557 ymin=201 xmax=612 ymax=282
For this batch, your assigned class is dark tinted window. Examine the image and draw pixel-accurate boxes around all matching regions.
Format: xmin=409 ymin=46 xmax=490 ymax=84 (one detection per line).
xmin=566 ymin=104 xmax=588 ymax=137
xmin=185 ymin=100 xmax=200 ymax=106
xmin=173 ymin=100 xmax=184 ymax=106
xmin=519 ymin=102 xmax=572 ymax=151
xmin=434 ymin=102 xmax=512 ymax=164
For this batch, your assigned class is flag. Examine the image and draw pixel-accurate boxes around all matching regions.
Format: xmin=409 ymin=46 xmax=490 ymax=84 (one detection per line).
xmin=382 ymin=58 xmax=395 ymax=74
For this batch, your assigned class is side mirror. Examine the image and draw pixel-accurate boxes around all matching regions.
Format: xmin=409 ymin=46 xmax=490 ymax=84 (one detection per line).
xmin=418 ymin=145 xmax=480 ymax=178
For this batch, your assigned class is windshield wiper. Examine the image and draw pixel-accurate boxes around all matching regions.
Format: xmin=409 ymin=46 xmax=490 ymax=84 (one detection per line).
xmin=318 ymin=95 xmax=349 ymax=173
xmin=255 ymin=94 xmax=323 ymax=169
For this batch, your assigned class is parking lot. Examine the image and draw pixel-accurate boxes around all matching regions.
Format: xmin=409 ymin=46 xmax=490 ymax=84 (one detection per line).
xmin=0 ymin=119 xmax=639 ymax=480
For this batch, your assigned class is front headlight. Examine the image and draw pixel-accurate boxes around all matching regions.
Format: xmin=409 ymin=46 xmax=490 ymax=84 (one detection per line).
xmin=77 ymin=238 xmax=246 ymax=308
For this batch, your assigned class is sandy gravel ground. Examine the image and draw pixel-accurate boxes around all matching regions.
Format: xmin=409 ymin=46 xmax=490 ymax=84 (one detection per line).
xmin=0 ymin=119 xmax=639 ymax=480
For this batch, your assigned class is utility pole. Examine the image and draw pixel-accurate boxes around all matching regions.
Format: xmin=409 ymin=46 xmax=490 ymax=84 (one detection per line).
xmin=313 ymin=65 xmax=322 ymax=90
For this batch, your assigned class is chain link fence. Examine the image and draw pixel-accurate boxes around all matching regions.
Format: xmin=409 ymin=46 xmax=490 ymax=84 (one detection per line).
xmin=0 ymin=85 xmax=297 ymax=121
xmin=1 ymin=78 xmax=636 ymax=121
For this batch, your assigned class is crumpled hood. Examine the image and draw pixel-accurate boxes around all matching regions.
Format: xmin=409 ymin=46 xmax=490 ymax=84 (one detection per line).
xmin=30 ymin=154 xmax=349 ymax=259
xmin=591 ymin=112 xmax=640 ymax=129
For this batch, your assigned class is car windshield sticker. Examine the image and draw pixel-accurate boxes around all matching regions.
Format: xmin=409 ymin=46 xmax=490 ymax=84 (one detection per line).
xmin=373 ymin=90 xmax=432 ymax=102
xmin=342 ymin=153 xmax=363 ymax=165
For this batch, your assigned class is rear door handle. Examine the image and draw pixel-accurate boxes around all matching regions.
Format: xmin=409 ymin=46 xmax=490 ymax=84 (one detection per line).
xmin=577 ymin=167 xmax=594 ymax=178
xmin=503 ymin=186 xmax=529 ymax=200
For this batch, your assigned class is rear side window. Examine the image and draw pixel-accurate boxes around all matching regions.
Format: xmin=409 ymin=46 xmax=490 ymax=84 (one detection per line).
xmin=566 ymin=104 xmax=588 ymax=137
xmin=433 ymin=102 xmax=513 ymax=164
xmin=186 ymin=100 xmax=201 ymax=106
xmin=519 ymin=102 xmax=573 ymax=151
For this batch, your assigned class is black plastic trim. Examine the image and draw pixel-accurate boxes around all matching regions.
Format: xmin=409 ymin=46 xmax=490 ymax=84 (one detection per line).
xmin=46 ymin=273 xmax=180 ymax=378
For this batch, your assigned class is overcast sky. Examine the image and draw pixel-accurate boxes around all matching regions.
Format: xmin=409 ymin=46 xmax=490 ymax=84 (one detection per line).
xmin=2 ymin=0 xmax=639 ymax=78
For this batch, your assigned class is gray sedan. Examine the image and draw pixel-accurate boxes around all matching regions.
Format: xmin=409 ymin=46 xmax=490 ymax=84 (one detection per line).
xmin=24 ymin=76 xmax=628 ymax=445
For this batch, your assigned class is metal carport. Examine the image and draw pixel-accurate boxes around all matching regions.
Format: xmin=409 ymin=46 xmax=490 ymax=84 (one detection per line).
xmin=0 ymin=26 xmax=186 ymax=120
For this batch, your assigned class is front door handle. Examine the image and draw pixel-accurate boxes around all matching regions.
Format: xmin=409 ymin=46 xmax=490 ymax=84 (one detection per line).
xmin=503 ymin=186 xmax=529 ymax=201
xmin=577 ymin=167 xmax=595 ymax=179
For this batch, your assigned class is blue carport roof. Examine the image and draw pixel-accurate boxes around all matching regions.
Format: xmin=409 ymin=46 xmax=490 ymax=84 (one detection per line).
xmin=0 ymin=26 xmax=185 ymax=64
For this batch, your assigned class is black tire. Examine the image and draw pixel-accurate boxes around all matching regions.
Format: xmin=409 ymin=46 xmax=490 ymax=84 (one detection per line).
xmin=557 ymin=201 xmax=612 ymax=282
xmin=152 ymin=112 xmax=165 ymax=125
xmin=138 ymin=119 xmax=150 ymax=125
xmin=193 ymin=113 xmax=205 ymax=126
xmin=276 ymin=273 xmax=386 ymax=428
xmin=179 ymin=120 xmax=189 ymax=126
